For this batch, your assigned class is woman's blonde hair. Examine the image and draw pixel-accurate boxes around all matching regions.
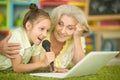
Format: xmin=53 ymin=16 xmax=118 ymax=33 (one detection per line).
xmin=50 ymin=4 xmax=90 ymax=36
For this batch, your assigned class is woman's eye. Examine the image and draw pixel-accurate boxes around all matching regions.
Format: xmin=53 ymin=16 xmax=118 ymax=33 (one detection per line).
xmin=58 ymin=22 xmax=63 ymax=26
xmin=67 ymin=26 xmax=74 ymax=30
xmin=68 ymin=28 xmax=73 ymax=30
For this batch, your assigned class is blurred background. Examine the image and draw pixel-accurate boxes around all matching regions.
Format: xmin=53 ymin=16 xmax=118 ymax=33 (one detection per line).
xmin=0 ymin=0 xmax=120 ymax=53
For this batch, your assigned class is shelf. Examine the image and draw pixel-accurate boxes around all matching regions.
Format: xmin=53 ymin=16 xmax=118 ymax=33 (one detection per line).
xmin=10 ymin=2 xmax=39 ymax=29
xmin=68 ymin=2 xmax=85 ymax=7
xmin=0 ymin=1 xmax=10 ymax=30
xmin=40 ymin=1 xmax=67 ymax=8
xmin=40 ymin=1 xmax=68 ymax=14
xmin=40 ymin=1 xmax=85 ymax=8
xmin=91 ymin=26 xmax=120 ymax=32
xmin=0 ymin=30 xmax=9 ymax=40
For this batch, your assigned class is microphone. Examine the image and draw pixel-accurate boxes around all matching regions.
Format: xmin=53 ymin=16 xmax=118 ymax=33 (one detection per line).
xmin=42 ymin=40 xmax=54 ymax=71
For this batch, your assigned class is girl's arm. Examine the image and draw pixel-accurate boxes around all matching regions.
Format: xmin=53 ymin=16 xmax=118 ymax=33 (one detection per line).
xmin=11 ymin=54 xmax=43 ymax=73
xmin=11 ymin=52 xmax=55 ymax=73
xmin=72 ymin=24 xmax=85 ymax=64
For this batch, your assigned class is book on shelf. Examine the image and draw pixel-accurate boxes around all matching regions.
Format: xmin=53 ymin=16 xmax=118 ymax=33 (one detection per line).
xmin=98 ymin=20 xmax=120 ymax=26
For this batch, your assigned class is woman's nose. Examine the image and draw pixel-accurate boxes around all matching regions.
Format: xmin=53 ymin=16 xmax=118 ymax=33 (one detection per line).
xmin=61 ymin=27 xmax=66 ymax=33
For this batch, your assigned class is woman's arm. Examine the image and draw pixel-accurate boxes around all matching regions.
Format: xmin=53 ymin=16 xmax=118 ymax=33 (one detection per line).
xmin=0 ymin=35 xmax=20 ymax=58
xmin=72 ymin=24 xmax=85 ymax=64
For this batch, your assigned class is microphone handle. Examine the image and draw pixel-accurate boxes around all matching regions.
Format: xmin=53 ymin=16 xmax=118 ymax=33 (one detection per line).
xmin=50 ymin=62 xmax=54 ymax=71
xmin=46 ymin=50 xmax=54 ymax=71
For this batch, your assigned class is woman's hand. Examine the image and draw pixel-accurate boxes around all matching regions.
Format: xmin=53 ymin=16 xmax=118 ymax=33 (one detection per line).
xmin=73 ymin=23 xmax=84 ymax=38
xmin=72 ymin=23 xmax=85 ymax=64
xmin=52 ymin=67 xmax=69 ymax=73
xmin=0 ymin=34 xmax=21 ymax=58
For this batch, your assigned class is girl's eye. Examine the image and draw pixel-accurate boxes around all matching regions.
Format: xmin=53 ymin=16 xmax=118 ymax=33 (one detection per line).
xmin=40 ymin=28 xmax=44 ymax=30
xmin=47 ymin=29 xmax=50 ymax=32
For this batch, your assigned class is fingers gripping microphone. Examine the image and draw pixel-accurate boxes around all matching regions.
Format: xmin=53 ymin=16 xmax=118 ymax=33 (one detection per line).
xmin=42 ymin=40 xmax=54 ymax=71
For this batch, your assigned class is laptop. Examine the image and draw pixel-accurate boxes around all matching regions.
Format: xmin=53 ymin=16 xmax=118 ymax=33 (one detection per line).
xmin=30 ymin=51 xmax=119 ymax=78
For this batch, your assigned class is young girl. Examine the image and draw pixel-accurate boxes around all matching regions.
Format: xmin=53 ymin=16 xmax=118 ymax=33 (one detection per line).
xmin=0 ymin=3 xmax=55 ymax=73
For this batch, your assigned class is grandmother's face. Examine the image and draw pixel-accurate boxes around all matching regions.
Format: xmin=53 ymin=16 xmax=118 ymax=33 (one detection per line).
xmin=53 ymin=15 xmax=77 ymax=42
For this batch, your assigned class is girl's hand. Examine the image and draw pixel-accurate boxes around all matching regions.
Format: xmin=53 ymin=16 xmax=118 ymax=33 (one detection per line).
xmin=45 ymin=52 xmax=55 ymax=65
xmin=52 ymin=67 xmax=69 ymax=73
xmin=74 ymin=23 xmax=84 ymax=38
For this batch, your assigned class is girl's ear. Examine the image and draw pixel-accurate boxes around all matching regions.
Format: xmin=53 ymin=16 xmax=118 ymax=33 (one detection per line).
xmin=25 ymin=21 xmax=32 ymax=31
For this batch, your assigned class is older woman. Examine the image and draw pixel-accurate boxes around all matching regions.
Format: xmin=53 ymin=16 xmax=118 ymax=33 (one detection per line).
xmin=38 ymin=4 xmax=90 ymax=72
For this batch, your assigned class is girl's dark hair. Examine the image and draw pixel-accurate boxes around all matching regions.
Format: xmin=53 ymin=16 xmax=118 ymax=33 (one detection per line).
xmin=23 ymin=3 xmax=50 ymax=28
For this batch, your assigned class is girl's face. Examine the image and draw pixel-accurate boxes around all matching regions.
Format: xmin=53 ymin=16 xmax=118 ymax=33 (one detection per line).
xmin=54 ymin=15 xmax=77 ymax=42
xmin=26 ymin=19 xmax=51 ymax=45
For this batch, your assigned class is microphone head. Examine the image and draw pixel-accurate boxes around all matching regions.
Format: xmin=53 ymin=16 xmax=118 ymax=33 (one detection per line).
xmin=42 ymin=40 xmax=50 ymax=52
